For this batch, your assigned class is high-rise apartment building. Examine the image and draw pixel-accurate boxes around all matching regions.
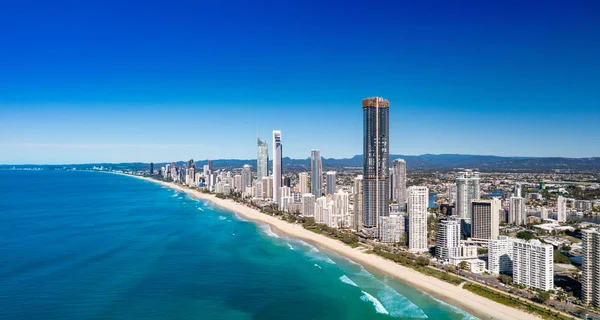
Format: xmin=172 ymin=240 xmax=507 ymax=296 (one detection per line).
xmin=392 ymin=159 xmax=407 ymax=204
xmin=557 ymin=196 xmax=567 ymax=222
xmin=301 ymin=193 xmax=316 ymax=218
xmin=362 ymin=97 xmax=390 ymax=236
xmin=272 ymin=131 xmax=282 ymax=204
xmin=471 ymin=198 xmax=500 ymax=240
xmin=514 ymin=183 xmax=522 ymax=198
xmin=488 ymin=236 xmax=514 ymax=275
xmin=582 ymin=228 xmax=600 ymax=307
xmin=299 ymin=172 xmax=309 ymax=195
xmin=512 ymin=239 xmax=554 ymax=291
xmin=326 ymin=171 xmax=337 ymax=195
xmin=435 ymin=218 xmax=461 ymax=262
xmin=242 ymin=164 xmax=252 ymax=191
xmin=456 ymin=171 xmax=481 ymax=220
xmin=353 ymin=175 xmax=364 ymax=232
xmin=509 ymin=197 xmax=526 ymax=225
xmin=311 ymin=150 xmax=322 ymax=197
xmin=379 ymin=213 xmax=405 ymax=244
xmin=256 ymin=137 xmax=269 ymax=198
xmin=408 ymin=186 xmax=428 ymax=252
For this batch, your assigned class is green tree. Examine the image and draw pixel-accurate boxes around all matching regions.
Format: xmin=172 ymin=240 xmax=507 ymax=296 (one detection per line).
xmin=499 ymin=274 xmax=513 ymax=285
xmin=553 ymin=250 xmax=571 ymax=264
xmin=459 ymin=261 xmax=469 ymax=270
xmin=537 ymin=291 xmax=551 ymax=303
xmin=516 ymin=231 xmax=535 ymax=241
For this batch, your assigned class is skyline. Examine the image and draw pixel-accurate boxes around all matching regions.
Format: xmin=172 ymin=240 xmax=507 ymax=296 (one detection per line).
xmin=2 ymin=1 xmax=600 ymax=164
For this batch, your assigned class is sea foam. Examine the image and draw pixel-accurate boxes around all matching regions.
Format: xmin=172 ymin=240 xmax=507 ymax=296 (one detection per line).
xmin=339 ymin=275 xmax=358 ymax=287
xmin=259 ymin=225 xmax=280 ymax=238
xmin=361 ymin=291 xmax=389 ymax=315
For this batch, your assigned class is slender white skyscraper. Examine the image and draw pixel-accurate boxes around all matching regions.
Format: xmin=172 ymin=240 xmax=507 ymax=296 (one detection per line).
xmin=311 ymin=150 xmax=322 ymax=197
xmin=392 ymin=159 xmax=407 ymax=204
xmin=436 ymin=218 xmax=461 ymax=262
xmin=408 ymin=186 xmax=428 ymax=252
xmin=272 ymin=130 xmax=282 ymax=204
xmin=514 ymin=183 xmax=522 ymax=198
xmin=326 ymin=171 xmax=337 ymax=195
xmin=353 ymin=175 xmax=364 ymax=232
xmin=456 ymin=170 xmax=481 ymax=220
xmin=299 ymin=172 xmax=309 ymax=195
xmin=582 ymin=228 xmax=600 ymax=307
xmin=242 ymin=164 xmax=252 ymax=191
xmin=509 ymin=197 xmax=526 ymax=225
xmin=557 ymin=196 xmax=567 ymax=222
xmin=256 ymin=137 xmax=269 ymax=198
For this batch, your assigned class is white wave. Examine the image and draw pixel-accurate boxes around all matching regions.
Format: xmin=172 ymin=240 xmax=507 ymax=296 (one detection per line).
xmin=234 ymin=214 xmax=248 ymax=222
xmin=422 ymin=292 xmax=479 ymax=320
xmin=314 ymin=264 xmax=322 ymax=269
xmin=259 ymin=225 xmax=280 ymax=238
xmin=305 ymin=246 xmax=336 ymax=265
xmin=340 ymin=275 xmax=358 ymax=287
xmin=197 ymin=207 xmax=204 ymax=211
xmin=218 ymin=216 xmax=227 ymax=220
xmin=361 ymin=291 xmax=389 ymax=315
xmin=287 ymin=243 xmax=294 ymax=250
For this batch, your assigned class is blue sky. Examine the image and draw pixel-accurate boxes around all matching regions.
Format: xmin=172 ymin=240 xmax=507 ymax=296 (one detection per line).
xmin=1 ymin=1 xmax=599 ymax=164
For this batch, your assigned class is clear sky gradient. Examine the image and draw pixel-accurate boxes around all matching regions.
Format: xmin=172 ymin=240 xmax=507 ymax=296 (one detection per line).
xmin=1 ymin=1 xmax=599 ymax=164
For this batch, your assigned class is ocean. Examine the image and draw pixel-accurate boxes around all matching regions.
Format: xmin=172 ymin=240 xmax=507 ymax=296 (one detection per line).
xmin=0 ymin=170 xmax=476 ymax=320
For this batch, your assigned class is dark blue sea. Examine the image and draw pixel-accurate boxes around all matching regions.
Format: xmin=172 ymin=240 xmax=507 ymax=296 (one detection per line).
xmin=0 ymin=171 xmax=476 ymax=319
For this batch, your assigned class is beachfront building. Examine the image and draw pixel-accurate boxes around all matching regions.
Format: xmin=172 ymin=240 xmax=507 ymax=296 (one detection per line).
xmin=455 ymin=171 xmax=481 ymax=229
xmin=311 ymin=150 xmax=322 ymax=197
xmin=272 ymin=131 xmax=282 ymax=204
xmin=242 ymin=164 xmax=252 ymax=195
xmin=353 ymin=175 xmax=364 ymax=232
xmin=392 ymin=158 xmax=407 ymax=204
xmin=488 ymin=236 xmax=514 ymax=275
xmin=299 ymin=172 xmax=309 ymax=195
xmin=261 ymin=176 xmax=273 ymax=200
xmin=512 ymin=239 xmax=554 ymax=291
xmin=471 ymin=198 xmax=500 ymax=240
xmin=379 ymin=213 xmax=405 ymax=244
xmin=509 ymin=196 xmax=526 ymax=225
xmin=256 ymin=137 xmax=269 ymax=198
xmin=362 ymin=97 xmax=390 ymax=237
xmin=326 ymin=171 xmax=337 ymax=196
xmin=435 ymin=218 xmax=461 ymax=263
xmin=582 ymin=228 xmax=600 ymax=307
xmin=557 ymin=196 xmax=567 ymax=223
xmin=408 ymin=186 xmax=428 ymax=252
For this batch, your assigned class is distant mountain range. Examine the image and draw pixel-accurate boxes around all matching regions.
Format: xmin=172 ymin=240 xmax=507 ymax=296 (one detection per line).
xmin=3 ymin=154 xmax=600 ymax=172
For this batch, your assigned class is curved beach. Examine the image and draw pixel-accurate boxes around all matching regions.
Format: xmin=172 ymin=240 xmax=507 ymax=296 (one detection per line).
xmin=133 ymin=175 xmax=539 ymax=320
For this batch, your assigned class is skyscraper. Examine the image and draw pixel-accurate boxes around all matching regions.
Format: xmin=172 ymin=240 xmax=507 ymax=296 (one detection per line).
xmin=299 ymin=172 xmax=309 ymax=195
xmin=301 ymin=193 xmax=316 ymax=218
xmin=272 ymin=130 xmax=282 ymax=204
xmin=256 ymin=137 xmax=269 ymax=198
xmin=514 ymin=183 xmax=522 ymax=198
xmin=456 ymin=170 xmax=481 ymax=221
xmin=150 ymin=162 xmax=154 ymax=175
xmin=311 ymin=150 xmax=322 ymax=197
xmin=582 ymin=228 xmax=600 ymax=307
xmin=436 ymin=218 xmax=461 ymax=262
xmin=242 ymin=164 xmax=252 ymax=192
xmin=408 ymin=186 xmax=428 ymax=252
xmin=488 ymin=236 xmax=515 ymax=275
xmin=512 ymin=239 xmax=554 ymax=291
xmin=557 ymin=196 xmax=567 ymax=222
xmin=326 ymin=171 xmax=337 ymax=195
xmin=509 ymin=197 xmax=526 ymax=225
xmin=353 ymin=175 xmax=364 ymax=232
xmin=392 ymin=159 xmax=407 ymax=204
xmin=471 ymin=198 xmax=501 ymax=240
xmin=362 ymin=97 xmax=390 ymax=236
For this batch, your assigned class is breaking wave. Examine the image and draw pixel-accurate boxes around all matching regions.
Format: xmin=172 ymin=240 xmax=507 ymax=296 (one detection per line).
xmin=361 ymin=291 xmax=389 ymax=315
xmin=340 ymin=275 xmax=358 ymax=287
xmin=259 ymin=225 xmax=280 ymax=238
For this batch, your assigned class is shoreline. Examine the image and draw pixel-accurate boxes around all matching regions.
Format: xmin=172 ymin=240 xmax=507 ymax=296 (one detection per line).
xmin=126 ymin=174 xmax=539 ymax=320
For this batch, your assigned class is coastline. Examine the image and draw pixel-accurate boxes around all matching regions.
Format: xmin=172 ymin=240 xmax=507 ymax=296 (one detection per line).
xmin=127 ymin=174 xmax=540 ymax=320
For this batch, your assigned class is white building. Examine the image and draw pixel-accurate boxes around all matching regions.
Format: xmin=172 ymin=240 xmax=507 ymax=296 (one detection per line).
xmin=233 ymin=174 xmax=242 ymax=192
xmin=466 ymin=259 xmax=486 ymax=274
xmin=456 ymin=170 xmax=481 ymax=221
xmin=488 ymin=236 xmax=514 ymax=275
xmin=379 ymin=213 xmax=405 ymax=243
xmin=541 ymin=207 xmax=549 ymax=220
xmin=582 ymin=228 xmax=600 ymax=307
xmin=557 ymin=196 xmax=567 ymax=223
xmin=272 ymin=130 xmax=282 ymax=204
xmin=512 ymin=239 xmax=554 ymax=291
xmin=471 ymin=198 xmax=500 ymax=240
xmin=261 ymin=176 xmax=273 ymax=200
xmin=435 ymin=218 xmax=461 ymax=262
xmin=299 ymin=172 xmax=309 ymax=195
xmin=315 ymin=196 xmax=327 ymax=224
xmin=353 ymin=175 xmax=363 ymax=232
xmin=326 ymin=171 xmax=337 ymax=196
xmin=392 ymin=159 xmax=407 ymax=204
xmin=408 ymin=186 xmax=429 ymax=252
xmin=280 ymin=196 xmax=294 ymax=212
xmin=509 ymin=197 xmax=526 ymax=226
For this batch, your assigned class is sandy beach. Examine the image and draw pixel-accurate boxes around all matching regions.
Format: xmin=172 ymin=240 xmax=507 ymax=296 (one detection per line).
xmin=132 ymin=175 xmax=540 ymax=320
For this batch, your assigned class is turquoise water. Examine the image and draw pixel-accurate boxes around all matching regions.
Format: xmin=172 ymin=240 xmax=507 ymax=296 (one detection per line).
xmin=0 ymin=171 xmax=476 ymax=319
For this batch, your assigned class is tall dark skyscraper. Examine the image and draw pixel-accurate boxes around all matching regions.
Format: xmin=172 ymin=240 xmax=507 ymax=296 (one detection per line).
xmin=362 ymin=97 xmax=390 ymax=236
xmin=150 ymin=162 xmax=154 ymax=175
